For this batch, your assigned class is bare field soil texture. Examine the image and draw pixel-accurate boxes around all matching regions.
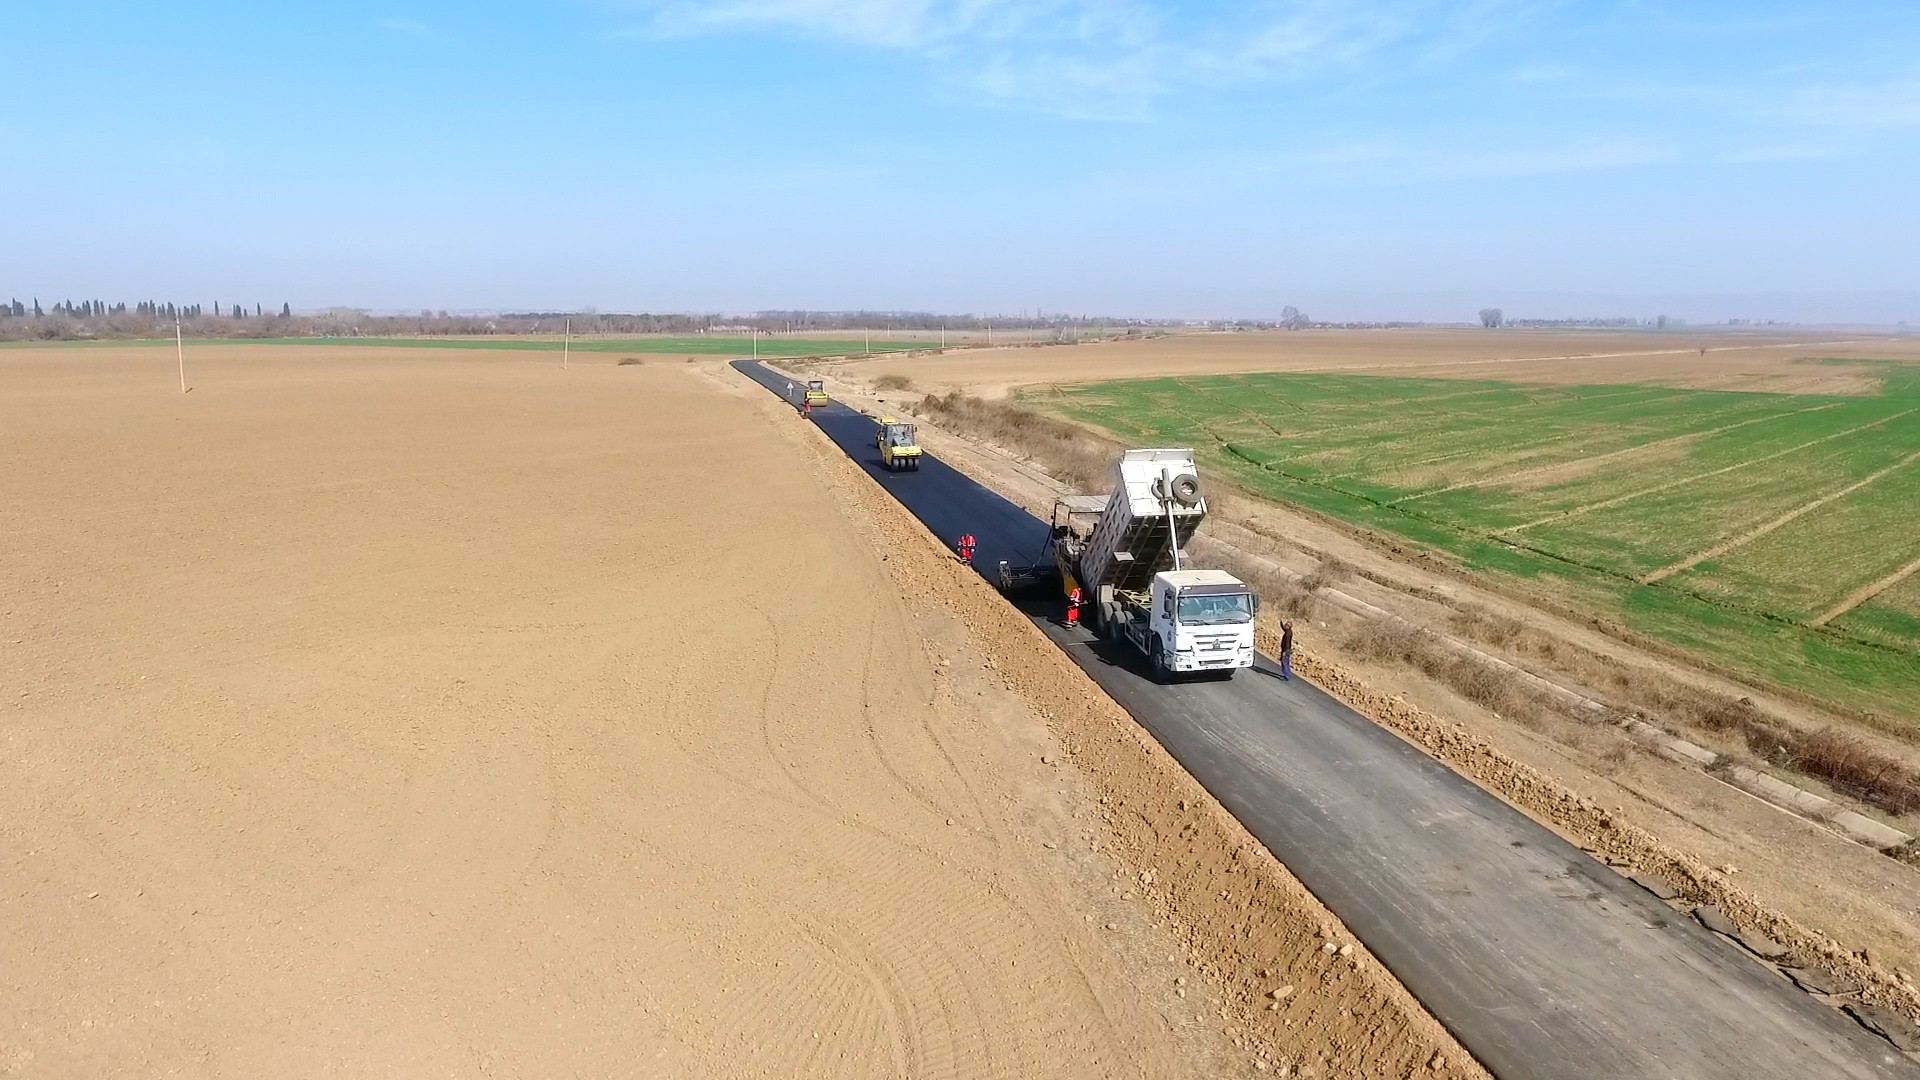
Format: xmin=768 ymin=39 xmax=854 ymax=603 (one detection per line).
xmin=0 ymin=346 xmax=1243 ymax=1077
xmin=843 ymin=328 xmax=1903 ymax=398
xmin=1031 ymin=365 xmax=1920 ymax=718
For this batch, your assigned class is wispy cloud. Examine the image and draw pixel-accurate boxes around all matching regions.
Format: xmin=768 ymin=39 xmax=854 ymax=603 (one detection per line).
xmin=611 ymin=0 xmax=1538 ymax=120
xmin=1509 ymin=62 xmax=1575 ymax=85
xmin=1774 ymin=72 xmax=1920 ymax=130
xmin=1488 ymin=61 xmax=1920 ymax=165
xmin=378 ymin=16 xmax=450 ymax=45
xmin=1286 ymin=135 xmax=1674 ymax=181
xmin=1714 ymin=141 xmax=1849 ymax=165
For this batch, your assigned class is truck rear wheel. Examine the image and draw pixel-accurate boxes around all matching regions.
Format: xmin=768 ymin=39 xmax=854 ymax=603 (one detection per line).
xmin=1148 ymin=638 xmax=1169 ymax=683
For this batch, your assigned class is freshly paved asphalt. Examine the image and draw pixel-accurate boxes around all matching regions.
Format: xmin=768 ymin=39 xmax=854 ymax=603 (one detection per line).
xmin=734 ymin=360 xmax=1917 ymax=1080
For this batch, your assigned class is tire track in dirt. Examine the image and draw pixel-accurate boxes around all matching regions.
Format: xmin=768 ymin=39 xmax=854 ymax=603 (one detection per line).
xmin=652 ymin=598 xmax=829 ymax=821
xmin=1392 ymin=401 xmax=1842 ymax=505
xmin=851 ymin=596 xmax=998 ymax=832
xmin=789 ymin=913 xmax=914 ymax=1075
xmin=1498 ymin=407 xmax=1919 ymax=535
xmin=1814 ymin=554 xmax=1920 ymax=626
xmin=657 ymin=389 xmax=1173 ymax=1077
xmin=632 ymin=567 xmax=1136 ymax=1079
xmin=1643 ymin=448 xmax=1920 ymax=584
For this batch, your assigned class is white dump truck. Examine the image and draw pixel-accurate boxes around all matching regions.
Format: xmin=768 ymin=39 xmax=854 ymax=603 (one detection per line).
xmin=1003 ymin=449 xmax=1258 ymax=681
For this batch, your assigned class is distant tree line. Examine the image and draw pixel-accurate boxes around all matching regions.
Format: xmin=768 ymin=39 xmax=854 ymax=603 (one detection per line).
xmin=0 ymin=296 xmax=307 ymax=341
xmin=1486 ymin=312 xmax=1732 ymax=330
xmin=1 ymin=294 xmax=1787 ymax=343
xmin=0 ymin=300 xmax=1174 ymax=343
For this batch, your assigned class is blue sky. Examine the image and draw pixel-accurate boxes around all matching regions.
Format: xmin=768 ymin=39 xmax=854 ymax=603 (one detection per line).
xmin=4 ymin=1 xmax=1918 ymax=322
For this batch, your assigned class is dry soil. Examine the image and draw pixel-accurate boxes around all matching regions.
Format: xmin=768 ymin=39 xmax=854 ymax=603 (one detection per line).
xmin=837 ymin=328 xmax=1910 ymax=398
xmin=1 ymin=344 xmax=1469 ymax=1078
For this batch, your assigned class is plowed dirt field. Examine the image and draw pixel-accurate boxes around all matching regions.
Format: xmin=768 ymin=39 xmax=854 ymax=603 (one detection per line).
xmin=0 ymin=345 xmax=1238 ymax=1077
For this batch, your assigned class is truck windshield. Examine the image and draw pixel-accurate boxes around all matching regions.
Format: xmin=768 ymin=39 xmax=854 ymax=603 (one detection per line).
xmin=1176 ymin=592 xmax=1253 ymax=625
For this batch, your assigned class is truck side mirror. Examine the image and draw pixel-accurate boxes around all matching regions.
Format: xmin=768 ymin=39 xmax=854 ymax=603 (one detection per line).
xmin=1252 ymin=594 xmax=1261 ymax=614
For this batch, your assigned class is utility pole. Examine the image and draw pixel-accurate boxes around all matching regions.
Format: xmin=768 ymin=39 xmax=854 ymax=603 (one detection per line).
xmin=175 ymin=318 xmax=187 ymax=393
xmin=563 ymin=317 xmax=571 ymax=370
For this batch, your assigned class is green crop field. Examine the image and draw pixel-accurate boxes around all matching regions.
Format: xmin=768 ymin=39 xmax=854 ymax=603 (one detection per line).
xmin=1031 ymin=362 xmax=1920 ymax=717
xmin=5 ymin=335 xmax=923 ymax=358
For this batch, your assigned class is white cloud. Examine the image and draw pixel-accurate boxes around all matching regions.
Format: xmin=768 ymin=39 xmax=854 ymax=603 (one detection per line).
xmin=612 ymin=0 xmax=1537 ymax=119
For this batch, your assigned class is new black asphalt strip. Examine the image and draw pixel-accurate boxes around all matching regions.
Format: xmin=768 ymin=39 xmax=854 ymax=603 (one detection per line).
xmin=733 ymin=360 xmax=1917 ymax=1080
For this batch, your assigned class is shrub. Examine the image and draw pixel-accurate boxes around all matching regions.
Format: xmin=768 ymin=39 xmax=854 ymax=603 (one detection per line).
xmin=1300 ymin=555 xmax=1355 ymax=593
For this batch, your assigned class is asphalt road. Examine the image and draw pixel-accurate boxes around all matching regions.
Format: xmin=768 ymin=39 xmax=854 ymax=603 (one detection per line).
xmin=734 ymin=360 xmax=1917 ymax=1080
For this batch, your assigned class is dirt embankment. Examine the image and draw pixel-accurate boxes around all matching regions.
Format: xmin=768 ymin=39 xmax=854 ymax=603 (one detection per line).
xmin=749 ymin=363 xmax=1488 ymax=1079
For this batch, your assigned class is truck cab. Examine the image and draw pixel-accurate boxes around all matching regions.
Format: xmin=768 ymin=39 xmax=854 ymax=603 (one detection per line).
xmin=1142 ymin=569 xmax=1257 ymax=677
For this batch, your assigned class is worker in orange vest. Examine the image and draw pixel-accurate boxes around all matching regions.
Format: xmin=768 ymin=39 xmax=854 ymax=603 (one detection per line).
xmin=1066 ymin=585 xmax=1084 ymax=627
xmin=957 ymin=533 xmax=977 ymax=566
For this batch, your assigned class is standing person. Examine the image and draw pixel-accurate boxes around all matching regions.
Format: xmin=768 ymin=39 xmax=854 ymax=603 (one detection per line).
xmin=957 ymin=533 xmax=977 ymax=567
xmin=1065 ymin=584 xmax=1083 ymax=627
xmin=1279 ymin=620 xmax=1295 ymax=681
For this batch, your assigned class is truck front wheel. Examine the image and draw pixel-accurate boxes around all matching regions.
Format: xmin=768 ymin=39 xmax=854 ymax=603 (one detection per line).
xmin=1148 ymin=638 xmax=1170 ymax=683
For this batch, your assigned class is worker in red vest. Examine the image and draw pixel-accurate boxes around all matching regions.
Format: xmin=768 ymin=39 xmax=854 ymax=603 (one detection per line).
xmin=957 ymin=533 xmax=977 ymax=566
xmin=1066 ymin=585 xmax=1083 ymax=627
